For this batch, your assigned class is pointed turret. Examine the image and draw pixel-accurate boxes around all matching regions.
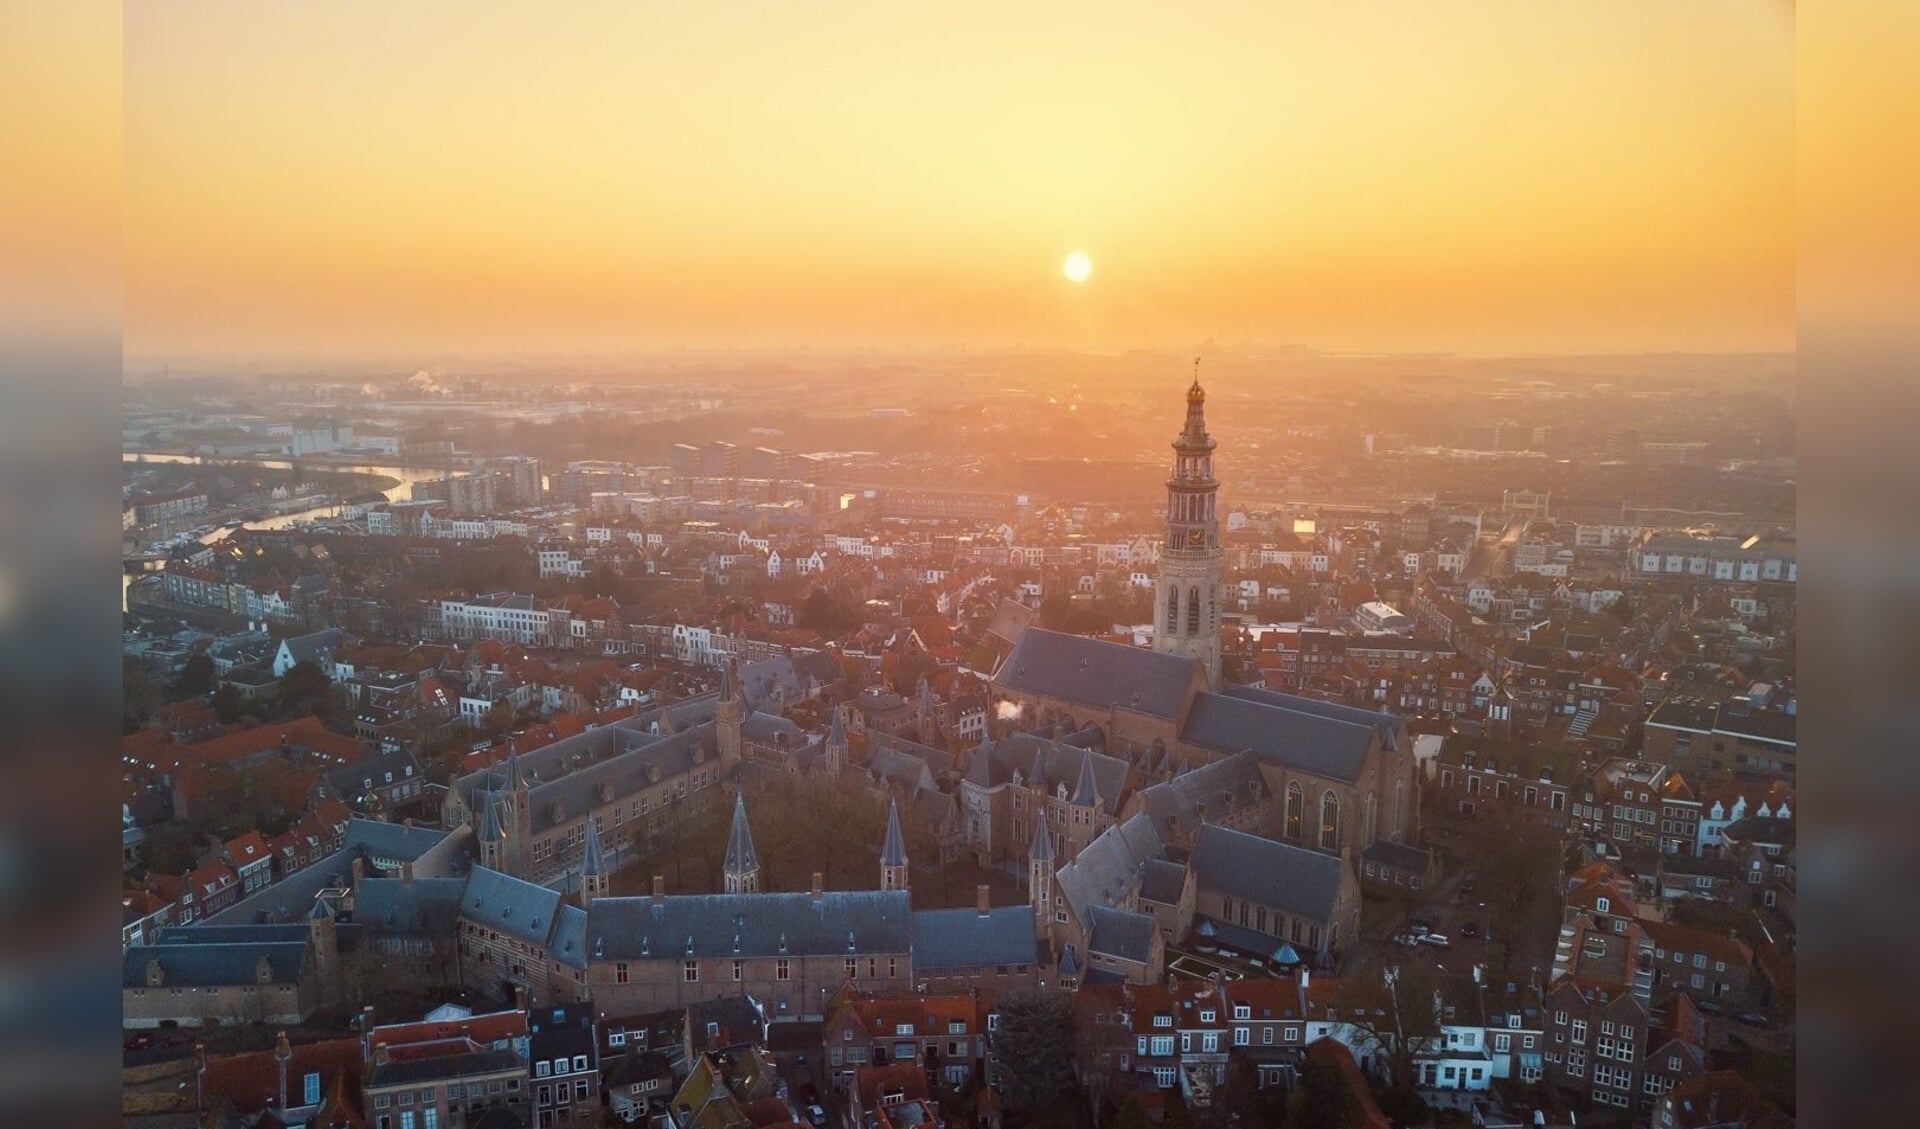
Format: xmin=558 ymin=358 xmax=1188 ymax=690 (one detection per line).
xmin=503 ymin=743 xmax=526 ymax=792
xmin=478 ymin=790 xmax=502 ymax=843
xmin=880 ymin=797 xmax=909 ymax=891
xmin=1028 ymin=809 xmax=1057 ymax=940
xmin=823 ymin=704 xmax=848 ymax=776
xmin=580 ymin=818 xmax=609 ymax=905
xmin=716 ymin=661 xmax=744 ymax=767
xmin=723 ymin=792 xmax=760 ymax=893
xmin=1029 ymin=809 xmax=1055 ymax=864
xmin=1071 ymin=751 xmax=1102 ymax=810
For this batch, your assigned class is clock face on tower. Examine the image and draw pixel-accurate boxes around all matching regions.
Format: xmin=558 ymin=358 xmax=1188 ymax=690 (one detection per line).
xmin=1186 ymin=528 xmax=1206 ymax=549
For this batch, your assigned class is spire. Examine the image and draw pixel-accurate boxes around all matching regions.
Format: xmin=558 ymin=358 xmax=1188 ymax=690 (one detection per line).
xmin=721 ymin=659 xmax=737 ymax=704
xmin=829 ymin=704 xmax=847 ymax=748
xmin=478 ymin=790 xmax=502 ymax=843
xmin=723 ymin=792 xmax=760 ymax=893
xmin=1028 ymin=749 xmax=1047 ymax=793
xmin=1071 ymin=751 xmax=1102 ymax=809
xmin=581 ymin=817 xmax=606 ymax=877
xmin=1029 ymin=809 xmax=1055 ymax=863
xmin=504 ymin=744 xmax=525 ymax=792
xmin=880 ymin=797 xmax=908 ymax=869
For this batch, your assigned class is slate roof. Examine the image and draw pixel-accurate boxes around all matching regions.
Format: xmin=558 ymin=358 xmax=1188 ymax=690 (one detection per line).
xmin=321 ymin=748 xmax=424 ymax=808
xmin=1086 ymin=905 xmax=1158 ymax=965
xmin=742 ymin=711 xmax=805 ymax=747
xmin=909 ymin=906 xmax=1041 ymax=971
xmin=371 ymin=1046 xmax=524 ymax=1087
xmin=354 ymin=876 xmax=466 ymax=933
xmin=585 ymin=891 xmax=912 ymax=961
xmin=992 ymin=629 xmax=1198 ymax=721
xmin=1181 ymin=691 xmax=1376 ymax=784
xmin=866 ymin=732 xmax=957 ymax=780
xmin=1054 ymin=812 xmax=1166 ymax=929
xmin=1138 ymin=859 xmax=1190 ymax=905
xmin=990 ymin=734 xmax=1129 ymax=816
xmin=1132 ymin=752 xmax=1268 ymax=842
xmin=1360 ymin=840 xmax=1434 ymax=874
xmin=1223 ymin=684 xmax=1404 ymax=750
xmin=201 ymin=820 xmax=467 ymax=926
xmin=279 ymin=628 xmax=343 ymax=667
xmin=524 ymin=724 xmax=718 ymax=836
xmin=125 ymin=939 xmax=309 ymax=987
xmin=460 ymin=865 xmax=566 ymax=950
xmin=1190 ymin=824 xmax=1347 ymax=924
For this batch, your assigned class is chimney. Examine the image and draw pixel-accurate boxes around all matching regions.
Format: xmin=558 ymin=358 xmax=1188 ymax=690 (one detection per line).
xmin=651 ymin=875 xmax=665 ymax=904
xmin=812 ymin=872 xmax=825 ymax=901
xmin=350 ymin=856 xmax=366 ymax=893
xmin=976 ymin=885 xmax=991 ymax=917
xmin=275 ymin=1030 xmax=291 ymax=1111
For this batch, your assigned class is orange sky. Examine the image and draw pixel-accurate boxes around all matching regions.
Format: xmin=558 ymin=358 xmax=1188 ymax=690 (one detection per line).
xmin=124 ymin=2 xmax=1794 ymax=362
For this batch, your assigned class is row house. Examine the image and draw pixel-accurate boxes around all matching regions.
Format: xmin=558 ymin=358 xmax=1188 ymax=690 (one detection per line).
xmin=822 ymin=988 xmax=990 ymax=1094
xmin=1541 ymin=983 xmax=1706 ymax=1116
xmin=1637 ymin=921 xmax=1754 ymax=1005
xmin=1695 ymin=781 xmax=1793 ymax=857
xmin=1074 ymin=980 xmax=1236 ymax=1111
xmin=1428 ymin=736 xmax=1574 ymax=824
xmin=364 ymin=1009 xmax=534 ymax=1129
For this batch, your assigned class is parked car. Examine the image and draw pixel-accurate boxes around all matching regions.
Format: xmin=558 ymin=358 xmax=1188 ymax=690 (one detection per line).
xmin=806 ymin=1105 xmax=829 ymax=1127
xmin=1407 ymin=921 xmax=1432 ymax=937
xmin=1696 ymin=1000 xmax=1725 ymax=1016
xmin=1420 ymin=933 xmax=1451 ymax=948
xmin=1392 ymin=933 xmax=1422 ymax=948
xmin=1734 ymin=1011 xmax=1770 ymax=1027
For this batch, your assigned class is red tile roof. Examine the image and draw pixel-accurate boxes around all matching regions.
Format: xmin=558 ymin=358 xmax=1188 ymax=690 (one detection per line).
xmin=200 ymin=1036 xmax=363 ymax=1119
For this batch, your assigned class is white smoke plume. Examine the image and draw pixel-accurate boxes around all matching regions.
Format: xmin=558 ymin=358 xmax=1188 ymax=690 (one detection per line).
xmin=406 ymin=370 xmax=453 ymax=397
xmin=996 ymin=700 xmax=1023 ymax=722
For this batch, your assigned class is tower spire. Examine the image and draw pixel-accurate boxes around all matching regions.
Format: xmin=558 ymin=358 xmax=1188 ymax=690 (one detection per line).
xmin=580 ymin=818 xmax=609 ymax=905
xmin=723 ymin=792 xmax=760 ymax=893
xmin=879 ymin=797 xmax=909 ymax=891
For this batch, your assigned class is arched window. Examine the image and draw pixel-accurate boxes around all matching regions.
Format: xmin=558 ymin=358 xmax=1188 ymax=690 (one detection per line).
xmin=1166 ymin=585 xmax=1179 ymax=632
xmin=1187 ymin=586 xmax=1200 ymax=635
xmin=1320 ymin=790 xmax=1340 ymax=852
xmin=1393 ymin=779 xmax=1407 ymax=837
xmin=1208 ymin=589 xmax=1217 ymax=631
xmin=1284 ymin=783 xmax=1303 ymax=840
xmin=1364 ymin=793 xmax=1378 ymax=846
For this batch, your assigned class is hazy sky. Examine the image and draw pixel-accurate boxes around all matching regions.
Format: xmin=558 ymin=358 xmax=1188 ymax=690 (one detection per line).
xmin=125 ymin=2 xmax=1794 ymax=362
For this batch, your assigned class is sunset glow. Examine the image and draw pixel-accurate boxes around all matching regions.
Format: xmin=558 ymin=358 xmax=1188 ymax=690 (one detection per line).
xmin=1063 ymin=252 xmax=1093 ymax=284
xmin=123 ymin=3 xmax=1795 ymax=361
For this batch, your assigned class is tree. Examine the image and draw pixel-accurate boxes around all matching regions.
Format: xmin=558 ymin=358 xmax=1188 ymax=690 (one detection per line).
xmin=212 ymin=682 xmax=249 ymax=724
xmin=1336 ymin=964 xmax=1446 ymax=1094
xmin=277 ymin=659 xmax=332 ymax=716
xmin=1109 ymin=1097 xmax=1152 ymax=1129
xmin=989 ymin=989 xmax=1075 ymax=1112
xmin=483 ymin=698 xmax=516 ymax=735
xmin=173 ymin=653 xmax=216 ymax=699
xmin=1456 ymin=801 xmax=1563 ymax=980
xmin=1287 ymin=1054 xmax=1351 ymax=1129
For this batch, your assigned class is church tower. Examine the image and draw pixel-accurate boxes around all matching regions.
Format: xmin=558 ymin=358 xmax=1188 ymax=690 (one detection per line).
xmin=502 ymin=745 xmax=532 ymax=879
xmin=1153 ymin=362 xmax=1224 ymax=690
xmin=722 ymin=791 xmax=760 ymax=894
xmin=879 ymin=796 xmax=910 ymax=892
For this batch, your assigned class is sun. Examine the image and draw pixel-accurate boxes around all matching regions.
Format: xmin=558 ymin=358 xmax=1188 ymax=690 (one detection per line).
xmin=1063 ymin=250 xmax=1092 ymax=283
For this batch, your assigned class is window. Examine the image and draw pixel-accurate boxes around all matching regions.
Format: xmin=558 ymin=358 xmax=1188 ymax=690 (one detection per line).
xmin=1154 ymin=1066 xmax=1177 ymax=1089
xmin=1285 ymin=784 xmax=1303 ymax=840
xmin=684 ymin=961 xmax=699 ymax=982
xmin=1153 ymin=1015 xmax=1172 ymax=1028
xmin=733 ymin=960 xmax=744 ymax=981
xmin=1233 ymin=1005 xmax=1250 ymax=1020
xmin=1233 ymin=1027 xmax=1249 ymax=1046
xmin=1180 ymin=1033 xmax=1192 ymax=1053
xmin=303 ymin=1073 xmax=321 ymax=1106
xmin=1494 ymin=1034 xmax=1510 ymax=1053
xmin=1149 ymin=1036 xmax=1174 ymax=1056
xmin=1263 ymin=1028 xmax=1275 ymax=1045
xmin=777 ymin=959 xmax=791 ymax=980
xmin=615 ymin=962 xmax=629 ymax=984
xmin=1319 ymin=790 xmax=1340 ymax=851
xmin=1199 ymin=1010 xmax=1215 ymax=1023
xmin=1202 ymin=1032 xmax=1219 ymax=1053
xmin=1571 ymin=1020 xmax=1587 ymax=1045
